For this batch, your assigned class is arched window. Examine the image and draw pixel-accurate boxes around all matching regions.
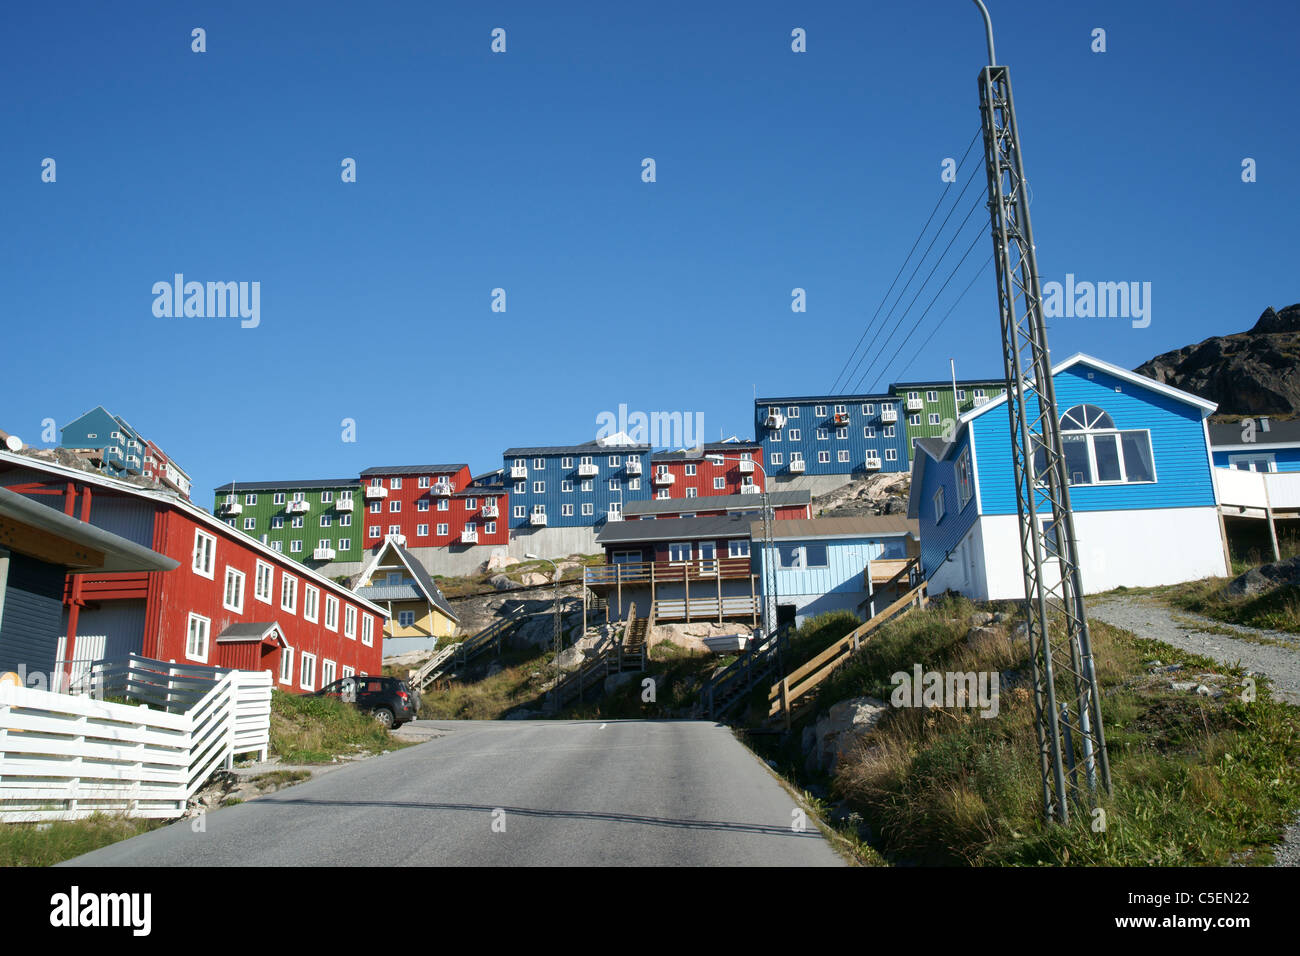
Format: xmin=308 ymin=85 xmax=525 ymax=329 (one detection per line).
xmin=1049 ymin=404 xmax=1155 ymax=486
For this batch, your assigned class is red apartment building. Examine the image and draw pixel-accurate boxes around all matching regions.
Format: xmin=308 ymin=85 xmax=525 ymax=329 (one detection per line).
xmin=360 ymin=464 xmax=509 ymax=551
xmin=649 ymin=442 xmax=765 ymax=500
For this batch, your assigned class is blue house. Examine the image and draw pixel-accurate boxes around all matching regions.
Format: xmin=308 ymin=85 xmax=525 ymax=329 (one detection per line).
xmin=502 ymin=437 xmax=653 ymax=531
xmin=59 ymin=406 xmax=147 ymax=479
xmin=909 ymin=353 xmax=1230 ymax=600
xmin=754 ymin=394 xmax=909 ymax=480
xmin=1210 ymin=418 xmax=1300 ymax=473
xmin=753 ymin=516 xmax=918 ymax=628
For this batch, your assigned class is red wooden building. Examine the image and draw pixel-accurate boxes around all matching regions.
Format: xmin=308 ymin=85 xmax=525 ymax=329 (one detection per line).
xmin=0 ymin=451 xmax=387 ymax=691
xmin=360 ymin=464 xmax=508 ymax=551
xmin=648 ymin=442 xmax=766 ymax=500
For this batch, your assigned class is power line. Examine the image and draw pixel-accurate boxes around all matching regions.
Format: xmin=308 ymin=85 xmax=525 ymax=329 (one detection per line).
xmin=886 ymin=254 xmax=994 ymax=385
xmin=827 ymin=128 xmax=982 ymax=394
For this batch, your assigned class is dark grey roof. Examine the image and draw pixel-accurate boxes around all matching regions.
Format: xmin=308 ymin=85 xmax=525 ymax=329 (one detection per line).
xmin=1208 ymin=418 xmax=1300 ymax=447
xmin=597 ymin=512 xmax=755 ymax=545
xmin=0 ymin=487 xmax=179 ymax=574
xmin=212 ymin=478 xmax=360 ymax=493
xmin=360 ymin=464 xmax=467 ymax=476
xmin=650 ymin=442 xmax=761 ymax=461
xmin=503 ymin=441 xmax=651 ymax=457
xmin=892 ymin=378 xmax=1004 ymax=389
xmin=750 ymin=516 xmax=918 ymax=540
xmin=216 ymin=622 xmax=285 ymax=644
xmin=756 ymin=393 xmax=894 ymax=405
xmin=622 ymin=489 xmax=810 ymax=517
xmin=355 ymin=584 xmax=423 ymax=602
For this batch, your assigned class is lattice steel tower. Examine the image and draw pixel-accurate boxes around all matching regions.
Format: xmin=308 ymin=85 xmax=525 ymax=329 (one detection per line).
xmin=971 ymin=1 xmax=1112 ymax=823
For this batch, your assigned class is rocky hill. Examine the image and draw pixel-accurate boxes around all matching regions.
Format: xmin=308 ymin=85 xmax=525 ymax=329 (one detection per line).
xmin=1136 ymin=303 xmax=1300 ymax=417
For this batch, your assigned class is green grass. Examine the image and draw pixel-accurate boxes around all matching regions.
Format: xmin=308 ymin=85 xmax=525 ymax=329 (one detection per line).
xmin=418 ymin=648 xmax=554 ymax=719
xmin=0 ymin=815 xmax=165 ymax=867
xmin=1156 ymin=576 xmax=1300 ymax=636
xmin=270 ymin=690 xmax=409 ymax=763
xmin=751 ymin=596 xmax=1300 ymax=866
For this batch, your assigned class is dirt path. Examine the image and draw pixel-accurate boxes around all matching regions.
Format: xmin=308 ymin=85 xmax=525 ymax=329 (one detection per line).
xmin=1088 ymin=593 xmax=1300 ymax=866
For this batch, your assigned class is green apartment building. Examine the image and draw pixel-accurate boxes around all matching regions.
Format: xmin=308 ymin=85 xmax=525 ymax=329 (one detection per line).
xmin=214 ymin=479 xmax=363 ymax=568
xmin=893 ymin=379 xmax=1008 ymax=460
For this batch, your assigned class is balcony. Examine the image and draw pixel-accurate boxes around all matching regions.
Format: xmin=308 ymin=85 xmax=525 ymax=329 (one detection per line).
xmin=653 ymin=472 xmax=675 ymax=486
xmin=481 ymin=503 xmax=499 ymax=518
xmin=606 ymin=511 xmax=623 ymax=523
xmin=287 ymin=500 xmax=311 ymax=514
xmin=972 ymin=395 xmax=989 ymax=407
xmin=764 ymin=412 xmax=786 ymax=430
xmin=789 ymin=459 xmax=806 ymax=473
xmin=739 ymin=484 xmax=760 ymax=495
xmin=510 ymin=465 xmax=528 ymax=479
xmin=218 ymin=501 xmax=242 ymax=516
xmin=625 ymin=458 xmax=643 ymax=475
xmin=865 ymin=457 xmax=882 ymax=471
xmin=577 ymin=462 xmax=599 ymax=477
xmin=335 ymin=498 xmax=354 ymax=512
xmin=832 ymin=412 xmax=850 ymax=427
xmin=585 ymin=557 xmax=755 ymax=589
xmin=364 ymin=486 xmax=388 ymax=500
xmin=460 ymin=529 xmax=479 ymax=544
xmin=880 ymin=406 xmax=898 ymax=423
xmin=432 ymin=481 xmax=454 ymax=496
xmin=312 ymin=546 xmax=337 ymax=561
xmin=906 ymin=397 xmax=924 ymax=411
xmin=529 ymin=512 xmax=548 ymax=527
xmin=385 ymin=533 xmax=407 ymax=546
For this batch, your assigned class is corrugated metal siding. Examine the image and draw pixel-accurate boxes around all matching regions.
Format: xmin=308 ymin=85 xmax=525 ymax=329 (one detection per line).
xmin=504 ymin=452 xmax=655 ymax=529
xmin=971 ymin=365 xmax=1216 ymax=515
xmin=755 ymin=399 xmax=911 ymax=477
xmin=66 ymin=599 xmax=148 ymax=659
xmin=85 ymin=493 xmax=157 ymax=547
xmin=917 ymin=432 xmax=980 ymax=580
xmin=0 ymin=553 xmax=65 ymax=674
xmin=759 ymin=536 xmax=903 ymax=599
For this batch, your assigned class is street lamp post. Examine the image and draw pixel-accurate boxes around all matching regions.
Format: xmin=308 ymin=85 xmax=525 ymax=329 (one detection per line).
xmin=525 ymin=552 xmax=562 ymax=709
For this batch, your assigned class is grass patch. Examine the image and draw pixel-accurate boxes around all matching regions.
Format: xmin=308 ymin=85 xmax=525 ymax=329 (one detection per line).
xmin=766 ymin=596 xmax=1300 ymax=866
xmin=249 ymin=769 xmax=312 ymax=790
xmin=270 ymin=690 xmax=407 ymax=763
xmin=1155 ymin=576 xmax=1300 ymax=636
xmin=419 ymin=648 xmax=553 ymax=719
xmin=0 ymin=815 xmax=165 ymax=867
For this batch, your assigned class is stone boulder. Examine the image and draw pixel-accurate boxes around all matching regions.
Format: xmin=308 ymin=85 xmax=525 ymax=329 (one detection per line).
xmin=805 ymin=697 xmax=890 ymax=774
xmin=555 ymin=647 xmax=586 ymax=671
xmin=965 ymin=624 xmax=1003 ymax=651
xmin=489 ymin=574 xmax=524 ymax=592
xmin=969 ymin=611 xmax=995 ymax=627
xmin=878 ymin=495 xmax=907 ymax=516
xmin=520 ymin=572 xmax=551 ymax=587
xmin=480 ymin=549 xmax=515 ymax=574
xmin=648 ymin=622 xmax=754 ymax=655
xmin=1224 ymin=556 xmax=1300 ymax=597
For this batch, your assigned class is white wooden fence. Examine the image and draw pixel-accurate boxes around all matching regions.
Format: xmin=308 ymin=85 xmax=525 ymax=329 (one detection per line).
xmin=0 ymin=655 xmax=272 ymax=822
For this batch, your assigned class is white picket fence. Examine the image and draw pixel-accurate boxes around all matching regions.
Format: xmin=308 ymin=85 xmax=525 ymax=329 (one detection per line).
xmin=0 ymin=655 xmax=272 ymax=822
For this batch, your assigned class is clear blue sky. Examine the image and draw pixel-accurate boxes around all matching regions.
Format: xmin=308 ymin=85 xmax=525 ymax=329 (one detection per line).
xmin=3 ymin=0 xmax=1296 ymax=499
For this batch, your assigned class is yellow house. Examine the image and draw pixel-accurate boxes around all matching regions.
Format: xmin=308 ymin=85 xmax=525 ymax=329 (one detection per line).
xmin=353 ymin=539 xmax=459 ymax=646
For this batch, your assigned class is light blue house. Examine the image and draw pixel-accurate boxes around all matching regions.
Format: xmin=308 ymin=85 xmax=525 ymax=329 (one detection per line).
xmin=753 ymin=516 xmax=918 ymax=628
xmin=909 ymin=353 xmax=1230 ymax=600
xmin=1210 ymin=418 xmax=1300 ymax=473
xmin=60 ymin=406 xmax=147 ymax=479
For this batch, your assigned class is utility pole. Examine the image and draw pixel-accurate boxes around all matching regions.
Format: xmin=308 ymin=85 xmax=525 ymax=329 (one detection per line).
xmin=971 ymin=0 xmax=1111 ymax=824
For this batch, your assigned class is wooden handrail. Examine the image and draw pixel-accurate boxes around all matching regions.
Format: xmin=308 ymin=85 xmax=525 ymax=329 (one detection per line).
xmin=584 ymin=557 xmax=754 ymax=587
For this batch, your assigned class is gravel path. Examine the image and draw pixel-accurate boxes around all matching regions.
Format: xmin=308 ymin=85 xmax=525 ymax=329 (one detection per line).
xmin=1088 ymin=594 xmax=1300 ymax=866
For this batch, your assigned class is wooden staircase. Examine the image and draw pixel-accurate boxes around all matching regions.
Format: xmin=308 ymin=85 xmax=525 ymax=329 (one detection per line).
xmin=767 ymin=581 xmax=929 ymax=729
xmin=698 ymin=624 xmax=790 ymax=721
xmin=410 ymin=605 xmax=526 ymax=691
xmin=548 ymin=603 xmax=648 ymax=711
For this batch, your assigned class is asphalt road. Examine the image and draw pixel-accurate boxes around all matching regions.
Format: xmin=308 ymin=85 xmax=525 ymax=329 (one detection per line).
xmin=65 ymin=720 xmax=843 ymax=866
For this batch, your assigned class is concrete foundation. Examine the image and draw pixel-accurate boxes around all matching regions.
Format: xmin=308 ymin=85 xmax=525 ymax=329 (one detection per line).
xmin=768 ymin=474 xmax=859 ymax=499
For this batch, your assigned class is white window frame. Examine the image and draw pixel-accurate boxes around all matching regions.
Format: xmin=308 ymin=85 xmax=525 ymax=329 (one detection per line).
xmin=303 ymin=584 xmax=319 ymax=623
xmin=192 ymin=529 xmax=216 ymax=579
xmin=281 ymin=574 xmax=298 ymax=615
xmin=345 ymin=605 xmax=357 ymax=640
xmin=185 ymin=612 xmax=211 ymax=663
xmin=325 ymin=594 xmax=339 ymax=631
xmin=361 ymin=615 xmax=374 ymax=647
xmin=223 ymin=566 xmax=245 ymax=613
xmin=933 ymin=487 xmax=946 ymax=523
xmin=254 ymin=560 xmax=274 ymax=604
xmin=300 ymin=652 xmax=317 ymax=691
xmin=280 ymin=647 xmax=294 ymax=685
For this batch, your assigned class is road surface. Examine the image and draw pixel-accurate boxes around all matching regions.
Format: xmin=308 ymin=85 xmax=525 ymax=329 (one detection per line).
xmin=65 ymin=720 xmax=843 ymax=866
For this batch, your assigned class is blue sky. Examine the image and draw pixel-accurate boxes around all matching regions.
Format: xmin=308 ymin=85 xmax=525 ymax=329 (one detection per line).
xmin=3 ymin=0 xmax=1296 ymax=499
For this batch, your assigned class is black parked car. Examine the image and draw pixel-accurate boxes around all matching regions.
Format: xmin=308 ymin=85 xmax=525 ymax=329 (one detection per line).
xmin=315 ymin=674 xmax=418 ymax=729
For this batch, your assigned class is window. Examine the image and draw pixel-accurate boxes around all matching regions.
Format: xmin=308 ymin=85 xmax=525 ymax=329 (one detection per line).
xmin=369 ymin=527 xmax=381 ymax=538
xmin=338 ymin=538 xmax=350 ymax=551
xmin=581 ymin=479 xmax=593 ymax=492
xmin=908 ymin=391 xmax=920 ymax=402
xmin=909 ymin=414 xmax=921 ymax=426
xmin=956 ymin=448 xmax=974 ymax=510
xmin=398 ymin=610 xmax=415 ymax=628
xmin=562 ymin=504 xmax=574 ymax=516
xmin=513 ymin=505 xmax=526 ymax=519
xmin=533 ymin=481 xmax=545 ymax=494
xmin=609 ymin=455 xmax=621 ymax=467
xmin=292 ymin=492 xmax=305 ymax=502
xmin=280 ymin=647 xmax=294 ymax=684
xmin=668 ymin=542 xmax=692 ymax=562
xmin=274 ymin=493 xmax=286 ymax=505
xmin=581 ymin=503 xmax=594 ymax=516
xmin=818 ymin=451 xmax=830 ymax=463
xmin=255 ymin=560 xmax=273 ymax=603
xmin=417 ymin=523 xmax=429 ymax=536
xmin=485 ymin=521 xmax=497 ymax=534
xmin=303 ymin=584 xmax=319 ymax=623
xmin=771 ymin=431 xmax=781 ymax=442
xmin=836 ymin=427 xmax=847 ymax=439
xmin=883 ymin=426 xmax=896 ymax=438
xmin=370 ymin=478 xmax=383 ymax=487
xmin=685 ymin=487 xmax=698 ymax=498
xmin=788 ymin=429 xmax=801 ymax=441
xmin=628 ymin=477 xmax=641 ymax=490
xmin=790 ymin=452 xmax=804 ymax=463
xmin=863 ymin=403 xmax=875 ymax=415
xmin=787 ymin=406 xmax=800 ymax=418
xmin=834 ymin=404 xmax=847 ymax=416
xmin=514 ymin=482 xmax=525 ymax=495
xmin=465 ymin=497 xmax=477 ymax=509
xmin=770 ymin=452 xmax=783 ymax=465
xmin=437 ymin=523 xmax=449 ymax=535
xmin=300 ymin=652 xmax=316 ymax=691
xmin=929 ymin=413 xmax=941 ymax=425
xmin=957 ymin=389 xmax=966 ymax=401
xmin=272 ymin=541 xmax=283 ymax=552
xmin=816 ymin=428 xmax=828 ymax=441
xmin=322 ymin=490 xmax=333 ymax=502
xmin=561 ymin=457 xmax=573 ymax=468
xmin=1043 ymin=404 xmax=1156 ymax=486
xmin=186 ymin=612 xmax=210 ymax=663
xmin=345 ymin=605 xmax=357 ymax=639
xmin=419 ymin=476 xmax=431 ymax=488
xmin=926 ymin=390 xmax=938 ymax=402
xmin=320 ymin=514 xmax=332 ymax=527
xmin=192 ymin=530 xmax=216 ymax=578
xmin=281 ymin=574 xmax=298 ymax=614
xmin=684 ymin=464 xmax=696 ymax=476
xmin=325 ymin=595 xmax=339 ymax=631
xmin=1229 ymin=453 xmax=1277 ymax=472
xmin=244 ymin=493 xmax=257 ymax=505
xmin=864 ymin=426 xmax=875 ymax=438
xmin=815 ymin=405 xmax=827 ymax=417
xmin=437 ymin=499 xmax=449 ymax=511
xmin=933 ymin=487 xmax=946 ymax=523
xmin=729 ymin=539 xmax=750 ymax=558
xmin=243 ymin=517 xmax=255 ymax=530
xmin=321 ymin=659 xmax=336 ymax=687
xmin=838 ymin=450 xmax=850 ymax=462
xmin=974 ymin=388 xmax=985 ymax=399
xmin=391 ymin=477 xmax=403 ymax=489
xmin=388 ymin=524 xmax=401 ymax=536
xmin=361 ymin=615 xmax=374 ymax=646
xmin=885 ymin=449 xmax=898 ymax=461
xmin=562 ymin=480 xmax=574 ymax=492
xmin=341 ymin=665 xmax=354 ymax=679
xmin=417 ymin=499 xmax=429 ymax=511
xmin=290 ymin=540 xmax=303 ymax=553
xmin=389 ymin=500 xmax=401 ymax=513
xmin=223 ymin=567 xmax=245 ymax=612
xmin=713 ymin=477 xmax=725 ymax=489
xmin=291 ymin=516 xmax=304 ymax=529
xmin=533 ymin=457 xmax=545 ymax=469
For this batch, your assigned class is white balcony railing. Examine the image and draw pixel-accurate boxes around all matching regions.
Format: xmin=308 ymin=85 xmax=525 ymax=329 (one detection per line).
xmin=789 ymin=459 xmax=806 ymax=473
xmin=219 ymin=501 xmax=242 ymax=515
xmin=625 ymin=459 xmax=643 ymax=475
xmin=653 ymin=472 xmax=675 ymax=486
xmin=577 ymin=462 xmax=599 ymax=477
xmin=606 ymin=512 xmax=623 ymax=522
xmin=906 ymin=397 xmax=924 ymax=411
xmin=312 ymin=546 xmax=336 ymax=561
xmin=481 ymin=503 xmax=499 ymax=518
xmin=738 ymin=459 xmax=755 ymax=474
xmin=510 ymin=465 xmax=528 ymax=479
xmin=460 ymin=530 xmax=479 ymax=543
xmin=740 ymin=484 xmax=760 ymax=495
xmin=972 ymin=395 xmax=990 ymax=407
xmin=335 ymin=498 xmax=354 ymax=512
xmin=287 ymin=500 xmax=311 ymax=514
xmin=432 ymin=481 xmax=454 ymax=496
xmin=765 ymin=412 xmax=786 ymax=430
xmin=881 ymin=407 xmax=898 ymax=423
xmin=385 ymin=533 xmax=407 ymax=546
xmin=529 ymin=512 xmax=548 ymax=527
xmin=865 ymin=457 xmax=882 ymax=471
xmin=364 ymin=486 xmax=387 ymax=500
